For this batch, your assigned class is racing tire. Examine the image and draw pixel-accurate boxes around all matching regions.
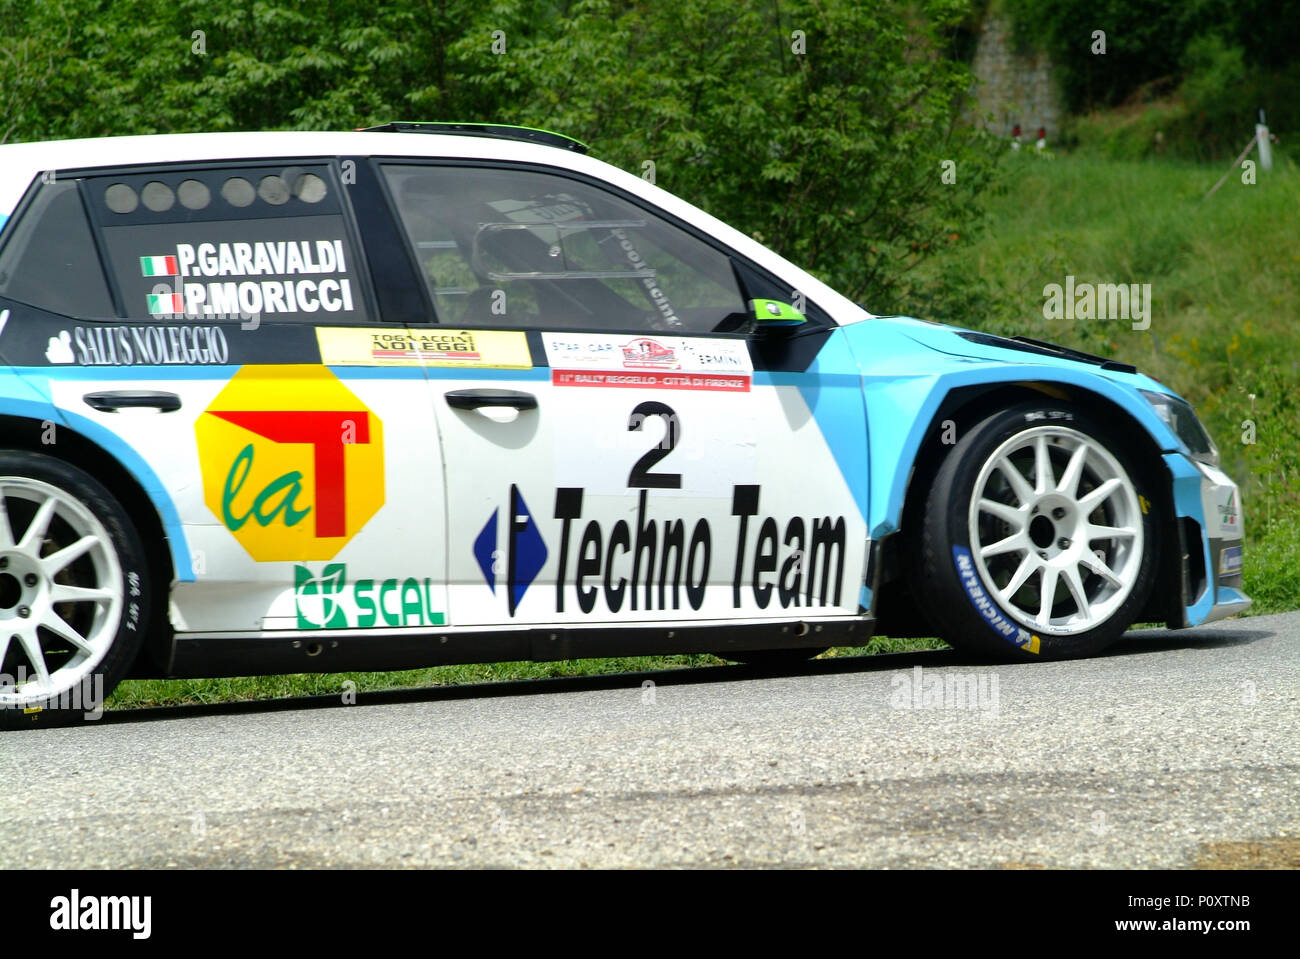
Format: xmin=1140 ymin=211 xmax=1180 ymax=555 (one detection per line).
xmin=917 ymin=402 xmax=1158 ymax=661
xmin=0 ymin=453 xmax=153 ymax=729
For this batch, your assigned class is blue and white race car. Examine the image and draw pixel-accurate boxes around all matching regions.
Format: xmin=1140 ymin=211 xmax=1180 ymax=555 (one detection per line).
xmin=0 ymin=123 xmax=1248 ymax=726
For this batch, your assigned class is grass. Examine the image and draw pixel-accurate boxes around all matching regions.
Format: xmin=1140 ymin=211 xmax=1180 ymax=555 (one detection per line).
xmin=106 ymin=637 xmax=950 ymax=709
xmin=109 ymin=140 xmax=1300 ymax=710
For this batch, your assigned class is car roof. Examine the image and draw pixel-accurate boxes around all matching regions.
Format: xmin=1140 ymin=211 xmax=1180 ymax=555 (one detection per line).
xmin=0 ymin=130 xmax=870 ymax=323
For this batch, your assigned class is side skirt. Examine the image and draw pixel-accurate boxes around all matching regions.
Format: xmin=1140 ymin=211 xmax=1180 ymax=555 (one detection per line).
xmin=166 ymin=616 xmax=876 ymax=678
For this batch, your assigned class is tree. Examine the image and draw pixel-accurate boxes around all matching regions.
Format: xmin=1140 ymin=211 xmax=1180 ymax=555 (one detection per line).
xmin=1 ymin=0 xmax=999 ymax=312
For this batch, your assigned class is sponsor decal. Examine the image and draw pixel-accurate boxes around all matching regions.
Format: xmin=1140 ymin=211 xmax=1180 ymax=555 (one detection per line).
xmin=1217 ymin=489 xmax=1239 ymax=530
xmin=294 ymin=563 xmax=444 ymax=629
xmin=543 ymin=332 xmax=751 ymax=392
xmin=44 ymin=325 xmax=231 ymax=366
xmin=316 ymin=327 xmax=531 ymax=369
xmin=621 ymin=337 xmax=678 ymax=369
xmin=953 ymin=546 xmax=1041 ymax=653
xmin=609 ymin=227 xmax=682 ymax=328
xmin=551 ymin=370 xmax=748 ymax=392
xmin=195 ymin=365 xmax=384 ymax=561
xmin=474 ymin=485 xmax=549 ymax=616
xmin=1218 ymin=545 xmax=1243 ymax=576
xmin=477 ymin=484 xmax=846 ymax=617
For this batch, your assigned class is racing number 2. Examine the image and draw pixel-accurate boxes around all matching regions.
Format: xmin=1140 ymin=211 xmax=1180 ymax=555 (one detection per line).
xmin=627 ymin=401 xmax=681 ymax=489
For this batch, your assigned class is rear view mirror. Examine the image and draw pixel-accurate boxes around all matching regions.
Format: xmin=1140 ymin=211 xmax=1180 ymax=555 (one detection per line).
xmin=750 ymin=298 xmax=806 ymax=327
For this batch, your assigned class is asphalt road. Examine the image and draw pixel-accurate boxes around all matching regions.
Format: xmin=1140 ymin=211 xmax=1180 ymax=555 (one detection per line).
xmin=3 ymin=613 xmax=1298 ymax=868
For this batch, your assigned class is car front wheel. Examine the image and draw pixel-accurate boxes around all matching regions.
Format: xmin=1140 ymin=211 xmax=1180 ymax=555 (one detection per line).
xmin=918 ymin=403 xmax=1158 ymax=660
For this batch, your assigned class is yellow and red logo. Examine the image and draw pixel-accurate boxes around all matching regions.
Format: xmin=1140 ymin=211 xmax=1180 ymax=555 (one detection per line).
xmin=196 ymin=365 xmax=384 ymax=562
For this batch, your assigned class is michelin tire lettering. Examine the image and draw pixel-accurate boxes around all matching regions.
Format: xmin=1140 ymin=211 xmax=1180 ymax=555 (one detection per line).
xmin=953 ymin=545 xmax=1041 ymax=654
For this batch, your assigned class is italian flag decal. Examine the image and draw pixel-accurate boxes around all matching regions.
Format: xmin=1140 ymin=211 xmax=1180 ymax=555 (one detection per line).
xmin=147 ymin=293 xmax=185 ymax=315
xmin=140 ymin=254 xmax=179 ymax=277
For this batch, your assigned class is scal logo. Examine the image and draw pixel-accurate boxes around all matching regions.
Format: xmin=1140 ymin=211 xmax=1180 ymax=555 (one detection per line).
xmin=196 ymin=365 xmax=384 ymax=561
xmin=294 ymin=563 xmax=444 ymax=629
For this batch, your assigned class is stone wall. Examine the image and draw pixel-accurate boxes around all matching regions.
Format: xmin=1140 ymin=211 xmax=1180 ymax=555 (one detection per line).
xmin=969 ymin=8 xmax=1062 ymax=141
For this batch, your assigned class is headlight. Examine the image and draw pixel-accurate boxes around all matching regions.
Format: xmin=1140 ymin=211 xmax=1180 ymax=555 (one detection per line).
xmin=1140 ymin=390 xmax=1219 ymax=466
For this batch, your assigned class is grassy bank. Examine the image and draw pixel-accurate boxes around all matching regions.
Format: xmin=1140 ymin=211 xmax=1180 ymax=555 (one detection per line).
xmin=908 ymin=146 xmax=1300 ymax=616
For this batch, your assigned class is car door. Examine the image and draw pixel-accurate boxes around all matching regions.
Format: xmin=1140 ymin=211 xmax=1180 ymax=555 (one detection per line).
xmin=379 ymin=160 xmax=870 ymax=629
xmin=0 ymin=162 xmax=447 ymax=637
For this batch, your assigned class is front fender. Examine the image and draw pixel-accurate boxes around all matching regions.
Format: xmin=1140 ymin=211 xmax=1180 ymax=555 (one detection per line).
xmin=841 ymin=318 xmax=1183 ymax=539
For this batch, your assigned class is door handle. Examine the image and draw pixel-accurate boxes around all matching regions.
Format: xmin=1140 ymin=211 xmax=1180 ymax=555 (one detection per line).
xmin=83 ymin=390 xmax=183 ymax=413
xmin=444 ymin=389 xmax=538 ymax=412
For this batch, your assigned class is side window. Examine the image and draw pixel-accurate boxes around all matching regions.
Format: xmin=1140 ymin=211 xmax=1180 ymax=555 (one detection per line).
xmin=89 ymin=164 xmax=370 ymax=323
xmin=0 ymin=180 xmax=115 ymax=317
xmin=381 ymin=164 xmax=747 ymax=333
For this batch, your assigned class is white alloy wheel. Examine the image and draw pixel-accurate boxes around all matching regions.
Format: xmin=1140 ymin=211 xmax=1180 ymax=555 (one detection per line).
xmin=966 ymin=425 xmax=1144 ymax=636
xmin=0 ymin=476 xmax=126 ymax=709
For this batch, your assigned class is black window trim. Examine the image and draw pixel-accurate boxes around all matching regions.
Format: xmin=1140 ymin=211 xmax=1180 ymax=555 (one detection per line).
xmin=78 ymin=178 xmax=132 ymax=319
xmin=0 ymin=172 xmax=42 ymax=264
xmin=0 ymin=176 xmax=121 ymax=319
xmin=369 ymin=156 xmax=835 ymax=336
xmin=7 ymin=156 xmax=383 ymax=326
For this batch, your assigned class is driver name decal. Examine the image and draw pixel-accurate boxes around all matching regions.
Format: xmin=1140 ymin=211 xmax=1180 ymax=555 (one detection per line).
xmin=103 ymin=213 xmax=371 ymax=322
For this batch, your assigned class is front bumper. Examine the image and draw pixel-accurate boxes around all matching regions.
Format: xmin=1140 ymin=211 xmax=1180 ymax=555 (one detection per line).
xmin=1164 ymin=453 xmax=1251 ymax=627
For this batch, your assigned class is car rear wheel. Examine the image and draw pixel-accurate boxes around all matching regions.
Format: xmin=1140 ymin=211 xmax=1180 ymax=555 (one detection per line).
xmin=917 ymin=403 xmax=1158 ymax=660
xmin=0 ymin=453 xmax=152 ymax=729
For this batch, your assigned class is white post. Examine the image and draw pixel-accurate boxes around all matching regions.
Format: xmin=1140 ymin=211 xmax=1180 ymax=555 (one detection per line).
xmin=1256 ymin=109 xmax=1273 ymax=172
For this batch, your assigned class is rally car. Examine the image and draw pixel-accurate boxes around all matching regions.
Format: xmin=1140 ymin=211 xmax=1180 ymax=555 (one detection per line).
xmin=0 ymin=123 xmax=1249 ymax=727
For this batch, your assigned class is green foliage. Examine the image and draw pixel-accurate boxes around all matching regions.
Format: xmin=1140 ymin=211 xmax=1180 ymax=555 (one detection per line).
xmin=1002 ymin=0 xmax=1300 ymax=160
xmin=1002 ymin=0 xmax=1212 ymax=110
xmin=457 ymin=0 xmax=1005 ymax=305
xmin=0 ymin=0 xmax=1000 ymax=308
xmin=1244 ymin=525 xmax=1300 ymax=616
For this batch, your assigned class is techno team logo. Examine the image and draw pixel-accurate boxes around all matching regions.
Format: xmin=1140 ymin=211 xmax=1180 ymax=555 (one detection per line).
xmin=474 ymin=484 xmax=548 ymax=616
xmin=196 ymin=365 xmax=384 ymax=561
